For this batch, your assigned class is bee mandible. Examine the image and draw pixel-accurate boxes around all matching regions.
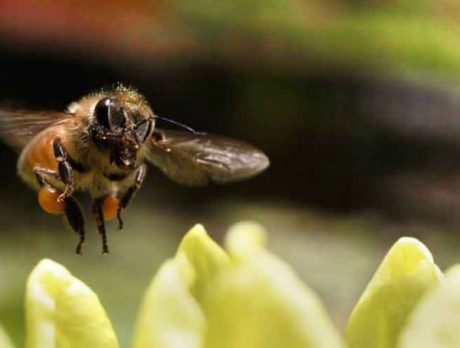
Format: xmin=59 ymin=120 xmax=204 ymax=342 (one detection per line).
xmin=0 ymin=85 xmax=269 ymax=254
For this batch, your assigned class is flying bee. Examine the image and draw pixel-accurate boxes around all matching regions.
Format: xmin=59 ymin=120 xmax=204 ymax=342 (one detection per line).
xmin=0 ymin=84 xmax=269 ymax=254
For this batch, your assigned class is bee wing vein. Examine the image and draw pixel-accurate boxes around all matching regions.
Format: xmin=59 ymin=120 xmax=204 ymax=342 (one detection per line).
xmin=146 ymin=129 xmax=270 ymax=186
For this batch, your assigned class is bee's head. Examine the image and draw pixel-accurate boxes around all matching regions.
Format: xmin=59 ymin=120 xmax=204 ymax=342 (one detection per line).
xmin=89 ymin=97 xmax=154 ymax=170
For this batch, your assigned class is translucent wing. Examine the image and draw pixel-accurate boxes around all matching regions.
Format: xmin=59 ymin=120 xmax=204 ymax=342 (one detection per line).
xmin=0 ymin=109 xmax=72 ymax=150
xmin=146 ymin=129 xmax=270 ymax=186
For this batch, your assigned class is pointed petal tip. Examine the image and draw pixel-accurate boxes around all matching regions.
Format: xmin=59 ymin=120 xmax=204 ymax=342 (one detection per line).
xmin=29 ymin=259 xmax=70 ymax=282
xmin=187 ymin=224 xmax=207 ymax=237
xmin=390 ymin=236 xmax=435 ymax=263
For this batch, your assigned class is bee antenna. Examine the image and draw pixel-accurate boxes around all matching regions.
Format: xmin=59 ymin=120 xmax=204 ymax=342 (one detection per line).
xmin=154 ymin=115 xmax=197 ymax=133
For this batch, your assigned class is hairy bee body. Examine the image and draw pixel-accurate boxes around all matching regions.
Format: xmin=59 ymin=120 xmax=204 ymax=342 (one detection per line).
xmin=17 ymin=117 xmax=142 ymax=198
xmin=19 ymin=124 xmax=72 ymax=190
xmin=0 ymin=84 xmax=269 ymax=254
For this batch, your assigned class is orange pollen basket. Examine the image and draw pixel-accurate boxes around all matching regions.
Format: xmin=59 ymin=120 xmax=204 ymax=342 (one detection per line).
xmin=38 ymin=186 xmax=66 ymax=214
xmin=101 ymin=195 xmax=120 ymax=221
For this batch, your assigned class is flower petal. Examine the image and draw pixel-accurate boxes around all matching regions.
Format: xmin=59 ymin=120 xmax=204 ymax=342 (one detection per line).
xmin=176 ymin=224 xmax=230 ymax=301
xmin=25 ymin=259 xmax=119 ymax=348
xmin=203 ymin=221 xmax=345 ymax=348
xmin=399 ymin=264 xmax=460 ymax=347
xmin=132 ymin=224 xmax=229 ymax=348
xmin=346 ymin=237 xmax=443 ymax=348
xmin=132 ymin=256 xmax=205 ymax=348
xmin=0 ymin=324 xmax=14 ymax=348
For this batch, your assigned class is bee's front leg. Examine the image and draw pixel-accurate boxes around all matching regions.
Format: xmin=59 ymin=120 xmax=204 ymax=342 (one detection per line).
xmin=52 ymin=138 xmax=75 ymax=203
xmin=117 ymin=164 xmax=147 ymax=230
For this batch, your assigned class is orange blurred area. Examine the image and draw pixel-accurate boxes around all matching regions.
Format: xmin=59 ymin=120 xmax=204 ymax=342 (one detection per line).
xmin=0 ymin=0 xmax=193 ymax=60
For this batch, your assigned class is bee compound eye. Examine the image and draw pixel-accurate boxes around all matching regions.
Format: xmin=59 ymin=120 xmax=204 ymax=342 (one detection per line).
xmin=109 ymin=104 xmax=126 ymax=130
xmin=94 ymin=97 xmax=126 ymax=131
xmin=94 ymin=97 xmax=112 ymax=129
xmin=135 ymin=119 xmax=153 ymax=143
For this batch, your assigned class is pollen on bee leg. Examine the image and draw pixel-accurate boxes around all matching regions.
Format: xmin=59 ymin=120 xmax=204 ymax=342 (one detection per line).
xmin=38 ymin=185 xmax=66 ymax=214
xmin=101 ymin=195 xmax=120 ymax=221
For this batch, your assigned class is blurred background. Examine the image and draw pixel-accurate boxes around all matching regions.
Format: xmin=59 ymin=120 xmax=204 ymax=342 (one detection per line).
xmin=2 ymin=0 xmax=460 ymax=346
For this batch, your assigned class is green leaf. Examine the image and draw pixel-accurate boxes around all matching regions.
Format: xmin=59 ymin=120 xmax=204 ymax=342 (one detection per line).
xmin=0 ymin=324 xmax=14 ymax=348
xmin=132 ymin=224 xmax=229 ymax=348
xmin=25 ymin=259 xmax=119 ymax=348
xmin=346 ymin=237 xmax=443 ymax=348
xmin=203 ymin=221 xmax=345 ymax=348
xmin=399 ymin=264 xmax=460 ymax=347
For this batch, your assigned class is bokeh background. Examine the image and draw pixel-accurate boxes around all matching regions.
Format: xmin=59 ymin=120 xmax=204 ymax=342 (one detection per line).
xmin=2 ymin=0 xmax=460 ymax=346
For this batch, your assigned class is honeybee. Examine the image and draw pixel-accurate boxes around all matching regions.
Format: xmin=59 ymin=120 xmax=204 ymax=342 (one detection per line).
xmin=0 ymin=84 xmax=269 ymax=254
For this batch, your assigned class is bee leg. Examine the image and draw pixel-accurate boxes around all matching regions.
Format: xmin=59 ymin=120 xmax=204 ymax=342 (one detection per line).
xmin=34 ymin=167 xmax=60 ymax=185
xmin=64 ymin=197 xmax=85 ymax=255
xmin=53 ymin=138 xmax=75 ymax=203
xmin=34 ymin=167 xmax=85 ymax=254
xmin=92 ymin=198 xmax=110 ymax=254
xmin=116 ymin=164 xmax=147 ymax=230
xmin=34 ymin=168 xmax=85 ymax=255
